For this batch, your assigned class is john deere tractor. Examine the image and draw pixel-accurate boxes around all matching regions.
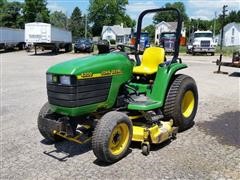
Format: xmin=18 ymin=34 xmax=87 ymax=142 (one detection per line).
xmin=38 ymin=8 xmax=198 ymax=163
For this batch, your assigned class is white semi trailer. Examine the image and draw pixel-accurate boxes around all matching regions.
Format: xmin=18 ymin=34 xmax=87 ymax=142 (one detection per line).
xmin=0 ymin=27 xmax=25 ymax=50
xmin=25 ymin=22 xmax=72 ymax=54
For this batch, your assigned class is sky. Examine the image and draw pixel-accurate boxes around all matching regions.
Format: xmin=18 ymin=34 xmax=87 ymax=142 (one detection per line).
xmin=11 ymin=0 xmax=240 ymax=26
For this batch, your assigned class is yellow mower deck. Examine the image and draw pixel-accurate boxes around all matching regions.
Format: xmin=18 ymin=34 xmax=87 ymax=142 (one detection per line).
xmin=132 ymin=120 xmax=177 ymax=144
xmin=53 ymin=117 xmax=178 ymax=155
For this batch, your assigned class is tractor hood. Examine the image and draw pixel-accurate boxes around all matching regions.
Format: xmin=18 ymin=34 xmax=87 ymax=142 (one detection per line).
xmin=47 ymin=53 xmax=133 ymax=76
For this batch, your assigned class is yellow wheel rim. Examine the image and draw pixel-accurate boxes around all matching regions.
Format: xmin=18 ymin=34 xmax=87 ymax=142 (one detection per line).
xmin=181 ymin=90 xmax=195 ymax=118
xmin=109 ymin=123 xmax=129 ymax=156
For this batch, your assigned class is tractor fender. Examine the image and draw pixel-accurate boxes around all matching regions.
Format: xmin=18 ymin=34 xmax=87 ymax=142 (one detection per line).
xmin=149 ymin=63 xmax=187 ymax=105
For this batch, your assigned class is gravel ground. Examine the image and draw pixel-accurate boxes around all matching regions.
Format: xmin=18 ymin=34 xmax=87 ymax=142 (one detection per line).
xmin=1 ymin=50 xmax=239 ymax=180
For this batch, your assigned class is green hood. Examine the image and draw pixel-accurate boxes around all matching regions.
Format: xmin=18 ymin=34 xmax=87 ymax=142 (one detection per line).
xmin=47 ymin=53 xmax=132 ymax=75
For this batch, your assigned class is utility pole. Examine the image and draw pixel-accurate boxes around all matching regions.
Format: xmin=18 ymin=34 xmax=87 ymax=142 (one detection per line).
xmin=214 ymin=5 xmax=228 ymax=74
xmin=197 ymin=18 xmax=200 ymax=30
xmin=85 ymin=14 xmax=87 ymax=38
xmin=188 ymin=25 xmax=191 ymax=39
xmin=220 ymin=5 xmax=228 ymax=51
xmin=213 ymin=11 xmax=217 ymax=38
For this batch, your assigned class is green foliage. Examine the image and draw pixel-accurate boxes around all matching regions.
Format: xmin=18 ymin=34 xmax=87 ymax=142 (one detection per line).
xmin=225 ymin=10 xmax=240 ymax=24
xmin=68 ymin=7 xmax=85 ymax=39
xmin=123 ymin=15 xmax=136 ymax=28
xmin=88 ymin=0 xmax=134 ymax=36
xmin=23 ymin=0 xmax=50 ymax=23
xmin=143 ymin=25 xmax=155 ymax=43
xmin=188 ymin=19 xmax=213 ymax=31
xmin=153 ymin=2 xmax=188 ymax=23
xmin=50 ymin=11 xmax=67 ymax=29
xmin=0 ymin=1 xmax=24 ymax=28
xmin=186 ymin=9 xmax=240 ymax=37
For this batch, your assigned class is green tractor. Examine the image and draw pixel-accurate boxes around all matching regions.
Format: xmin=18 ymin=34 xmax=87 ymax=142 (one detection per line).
xmin=38 ymin=8 xmax=198 ymax=163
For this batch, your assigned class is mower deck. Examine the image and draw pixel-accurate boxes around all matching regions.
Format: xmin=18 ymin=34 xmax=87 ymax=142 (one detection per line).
xmin=52 ymin=117 xmax=178 ymax=155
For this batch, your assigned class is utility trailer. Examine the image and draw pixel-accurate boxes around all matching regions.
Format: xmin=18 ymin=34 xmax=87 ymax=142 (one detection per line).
xmin=25 ymin=22 xmax=72 ymax=54
xmin=217 ymin=50 xmax=240 ymax=66
xmin=0 ymin=27 xmax=25 ymax=50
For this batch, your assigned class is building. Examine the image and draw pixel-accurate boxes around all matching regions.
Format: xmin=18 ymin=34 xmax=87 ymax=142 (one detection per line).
xmin=155 ymin=21 xmax=186 ymax=45
xmin=101 ymin=25 xmax=132 ymax=44
xmin=220 ymin=22 xmax=240 ymax=46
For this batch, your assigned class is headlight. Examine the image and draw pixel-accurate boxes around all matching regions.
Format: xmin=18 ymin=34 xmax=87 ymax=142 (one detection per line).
xmin=60 ymin=75 xmax=71 ymax=85
xmin=47 ymin=74 xmax=59 ymax=83
xmin=47 ymin=74 xmax=52 ymax=83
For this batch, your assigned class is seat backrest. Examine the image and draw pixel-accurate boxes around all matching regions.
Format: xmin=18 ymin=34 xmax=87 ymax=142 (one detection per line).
xmin=141 ymin=47 xmax=165 ymax=69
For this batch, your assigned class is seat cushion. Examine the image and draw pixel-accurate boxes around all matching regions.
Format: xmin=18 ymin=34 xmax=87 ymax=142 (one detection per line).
xmin=133 ymin=65 xmax=158 ymax=75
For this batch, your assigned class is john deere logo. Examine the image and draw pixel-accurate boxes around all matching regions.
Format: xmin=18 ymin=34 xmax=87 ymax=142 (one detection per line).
xmin=77 ymin=69 xmax=122 ymax=79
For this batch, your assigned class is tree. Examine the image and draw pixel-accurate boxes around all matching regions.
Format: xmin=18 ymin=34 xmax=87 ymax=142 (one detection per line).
xmin=88 ymin=0 xmax=134 ymax=36
xmin=68 ymin=7 xmax=85 ymax=39
xmin=225 ymin=10 xmax=240 ymax=24
xmin=50 ymin=11 xmax=67 ymax=29
xmin=143 ymin=24 xmax=155 ymax=43
xmin=0 ymin=1 xmax=24 ymax=28
xmin=153 ymin=2 xmax=188 ymax=23
xmin=23 ymin=0 xmax=49 ymax=23
xmin=123 ymin=15 xmax=136 ymax=28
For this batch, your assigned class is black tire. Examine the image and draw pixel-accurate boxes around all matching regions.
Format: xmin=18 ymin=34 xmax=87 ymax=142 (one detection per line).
xmin=163 ymin=75 xmax=198 ymax=131
xmin=65 ymin=44 xmax=72 ymax=52
xmin=211 ymin=52 xmax=215 ymax=56
xmin=38 ymin=103 xmax=63 ymax=142
xmin=92 ymin=111 xmax=133 ymax=163
xmin=52 ymin=47 xmax=59 ymax=54
xmin=18 ymin=43 xmax=25 ymax=50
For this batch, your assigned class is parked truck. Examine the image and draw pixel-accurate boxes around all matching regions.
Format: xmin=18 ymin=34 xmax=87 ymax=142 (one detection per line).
xmin=187 ymin=30 xmax=215 ymax=56
xmin=131 ymin=32 xmax=150 ymax=53
xmin=159 ymin=32 xmax=176 ymax=53
xmin=0 ymin=27 xmax=25 ymax=51
xmin=25 ymin=22 xmax=72 ymax=54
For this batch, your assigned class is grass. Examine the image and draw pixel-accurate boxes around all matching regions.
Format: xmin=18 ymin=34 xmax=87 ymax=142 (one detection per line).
xmin=179 ymin=46 xmax=187 ymax=53
xmin=215 ymin=46 xmax=240 ymax=57
xmin=180 ymin=45 xmax=240 ymax=57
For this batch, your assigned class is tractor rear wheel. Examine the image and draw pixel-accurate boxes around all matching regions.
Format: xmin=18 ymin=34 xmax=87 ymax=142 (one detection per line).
xmin=38 ymin=102 xmax=63 ymax=142
xmin=163 ymin=75 xmax=198 ymax=131
xmin=92 ymin=111 xmax=133 ymax=163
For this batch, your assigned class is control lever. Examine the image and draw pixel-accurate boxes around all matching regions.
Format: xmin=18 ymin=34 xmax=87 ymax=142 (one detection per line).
xmin=125 ymin=84 xmax=139 ymax=96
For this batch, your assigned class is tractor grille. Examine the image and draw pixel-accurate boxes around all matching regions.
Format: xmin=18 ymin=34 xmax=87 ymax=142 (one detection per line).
xmin=47 ymin=76 xmax=112 ymax=108
xmin=200 ymin=40 xmax=210 ymax=48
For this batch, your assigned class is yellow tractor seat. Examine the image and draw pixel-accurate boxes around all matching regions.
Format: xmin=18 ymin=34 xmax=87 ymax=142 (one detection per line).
xmin=133 ymin=47 xmax=165 ymax=75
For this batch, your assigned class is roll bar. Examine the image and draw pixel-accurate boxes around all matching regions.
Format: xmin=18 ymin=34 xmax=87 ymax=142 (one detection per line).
xmin=134 ymin=8 xmax=182 ymax=65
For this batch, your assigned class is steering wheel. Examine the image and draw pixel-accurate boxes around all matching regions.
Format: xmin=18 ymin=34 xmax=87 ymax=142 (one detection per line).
xmin=116 ymin=44 xmax=136 ymax=54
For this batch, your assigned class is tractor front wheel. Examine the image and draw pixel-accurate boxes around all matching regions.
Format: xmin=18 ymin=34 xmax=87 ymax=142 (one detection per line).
xmin=163 ymin=75 xmax=198 ymax=131
xmin=38 ymin=103 xmax=63 ymax=142
xmin=92 ymin=111 xmax=133 ymax=163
